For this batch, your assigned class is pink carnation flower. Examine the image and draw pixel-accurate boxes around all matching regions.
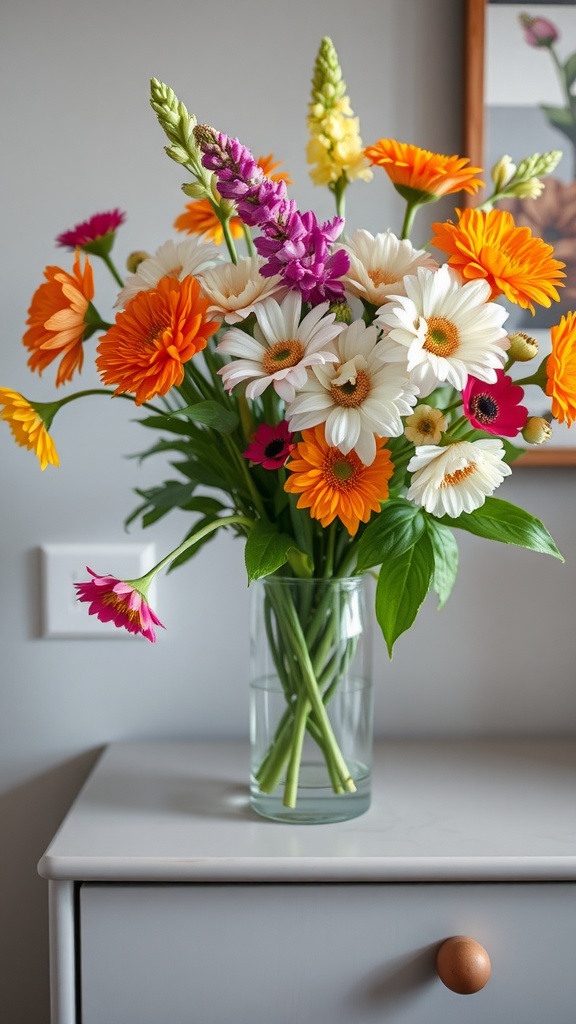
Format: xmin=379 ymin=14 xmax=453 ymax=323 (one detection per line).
xmin=243 ymin=421 xmax=295 ymax=469
xmin=462 ymin=370 xmax=528 ymax=437
xmin=56 ymin=209 xmax=126 ymax=251
xmin=74 ymin=566 xmax=164 ymax=642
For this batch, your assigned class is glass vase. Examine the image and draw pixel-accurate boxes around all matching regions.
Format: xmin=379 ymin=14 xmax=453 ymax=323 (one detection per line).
xmin=249 ymin=575 xmax=373 ymax=824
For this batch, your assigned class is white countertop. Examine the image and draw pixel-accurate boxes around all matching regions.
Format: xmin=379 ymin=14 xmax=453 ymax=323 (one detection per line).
xmin=38 ymin=738 xmax=576 ymax=883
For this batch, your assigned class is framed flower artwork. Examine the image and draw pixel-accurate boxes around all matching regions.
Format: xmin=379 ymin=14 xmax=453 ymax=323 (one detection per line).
xmin=464 ymin=0 xmax=576 ymax=465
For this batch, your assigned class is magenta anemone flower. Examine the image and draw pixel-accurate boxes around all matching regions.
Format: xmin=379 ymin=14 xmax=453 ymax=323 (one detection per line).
xmin=462 ymin=370 xmax=528 ymax=437
xmin=74 ymin=566 xmax=164 ymax=642
xmin=243 ymin=421 xmax=296 ymax=469
xmin=56 ymin=209 xmax=126 ymax=254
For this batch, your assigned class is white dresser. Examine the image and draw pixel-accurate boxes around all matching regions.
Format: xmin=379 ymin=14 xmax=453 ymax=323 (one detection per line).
xmin=38 ymin=738 xmax=576 ymax=1023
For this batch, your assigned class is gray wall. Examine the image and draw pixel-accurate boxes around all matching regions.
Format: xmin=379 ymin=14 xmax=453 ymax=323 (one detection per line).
xmin=1 ymin=0 xmax=575 ymax=1020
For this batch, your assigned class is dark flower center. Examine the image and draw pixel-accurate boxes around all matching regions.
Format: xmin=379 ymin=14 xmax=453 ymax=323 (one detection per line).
xmin=264 ymin=439 xmax=286 ymax=458
xmin=471 ymin=393 xmax=499 ymax=424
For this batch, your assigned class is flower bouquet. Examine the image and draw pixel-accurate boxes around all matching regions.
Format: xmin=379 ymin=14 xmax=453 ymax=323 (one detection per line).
xmin=2 ymin=37 xmax=573 ymax=817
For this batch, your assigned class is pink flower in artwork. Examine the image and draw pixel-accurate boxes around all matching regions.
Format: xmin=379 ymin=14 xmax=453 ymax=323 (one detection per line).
xmin=243 ymin=420 xmax=296 ymax=469
xmin=56 ymin=209 xmax=126 ymax=252
xmin=462 ymin=370 xmax=528 ymax=437
xmin=74 ymin=566 xmax=164 ymax=642
xmin=519 ymin=14 xmax=559 ymax=48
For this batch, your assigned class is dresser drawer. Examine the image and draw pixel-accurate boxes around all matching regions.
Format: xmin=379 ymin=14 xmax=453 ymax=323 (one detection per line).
xmin=79 ymin=881 xmax=575 ymax=1024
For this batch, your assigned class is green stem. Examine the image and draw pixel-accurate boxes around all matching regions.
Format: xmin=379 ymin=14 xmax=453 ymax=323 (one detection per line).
xmin=242 ymin=223 xmax=256 ymax=257
xmin=132 ymin=514 xmax=253 ymax=589
xmin=332 ymin=176 xmax=347 ymax=220
xmin=101 ymin=253 xmax=125 ymax=289
xmin=283 ymin=694 xmax=312 ymax=808
xmin=271 ymin=587 xmax=356 ymax=793
xmin=401 ymin=200 xmax=419 ymax=239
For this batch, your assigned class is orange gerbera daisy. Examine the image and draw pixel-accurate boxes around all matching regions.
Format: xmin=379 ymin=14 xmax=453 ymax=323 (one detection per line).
xmin=546 ymin=311 xmax=576 ymax=427
xmin=284 ymin=425 xmax=394 ymax=536
xmin=23 ymin=251 xmax=94 ymax=386
xmin=174 ymin=154 xmax=292 ymax=243
xmin=431 ymin=207 xmax=566 ymax=313
xmin=257 ymin=153 xmax=293 ymax=186
xmin=174 ymin=199 xmax=245 ymax=245
xmin=0 ymin=388 xmax=59 ymax=469
xmin=96 ymin=275 xmax=219 ymax=405
xmin=364 ymin=139 xmax=484 ymax=200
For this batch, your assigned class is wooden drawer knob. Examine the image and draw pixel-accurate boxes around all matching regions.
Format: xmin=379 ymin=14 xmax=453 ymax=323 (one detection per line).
xmin=436 ymin=935 xmax=491 ymax=994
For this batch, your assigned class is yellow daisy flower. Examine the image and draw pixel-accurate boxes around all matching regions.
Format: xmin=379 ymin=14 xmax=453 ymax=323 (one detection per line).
xmin=0 ymin=389 xmax=59 ymax=469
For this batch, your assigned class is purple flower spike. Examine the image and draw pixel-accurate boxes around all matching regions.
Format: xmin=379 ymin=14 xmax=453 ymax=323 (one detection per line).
xmin=193 ymin=124 xmax=349 ymax=304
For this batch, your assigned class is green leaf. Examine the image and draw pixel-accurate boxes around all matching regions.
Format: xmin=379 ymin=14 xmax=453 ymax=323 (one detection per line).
xmin=375 ymin=532 xmax=435 ymax=657
xmin=539 ymin=105 xmax=576 ymax=145
xmin=138 ymin=414 xmax=197 ymax=436
xmin=124 ymin=479 xmax=196 ymax=529
xmin=540 ymin=103 xmax=573 ymax=127
xmin=176 ymin=400 xmax=239 ymax=434
xmin=564 ymin=52 xmax=576 ymax=90
xmin=355 ymin=498 xmax=426 ymax=572
xmin=245 ymin=522 xmax=297 ymax=583
xmin=437 ymin=497 xmax=564 ymax=561
xmin=425 ymin=518 xmax=459 ymax=609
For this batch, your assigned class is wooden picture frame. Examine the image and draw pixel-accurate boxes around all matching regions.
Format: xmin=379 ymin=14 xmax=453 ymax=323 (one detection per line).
xmin=463 ymin=0 xmax=576 ymax=467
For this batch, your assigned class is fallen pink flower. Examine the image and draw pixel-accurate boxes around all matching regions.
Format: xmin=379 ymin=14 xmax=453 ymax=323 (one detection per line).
xmin=74 ymin=566 xmax=164 ymax=642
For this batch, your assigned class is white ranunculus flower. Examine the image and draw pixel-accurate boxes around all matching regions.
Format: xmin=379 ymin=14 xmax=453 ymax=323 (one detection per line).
xmin=335 ymin=229 xmax=438 ymax=307
xmin=406 ymin=438 xmax=512 ymax=517
xmin=115 ymin=237 xmax=221 ymax=308
xmin=198 ymin=255 xmax=288 ymax=324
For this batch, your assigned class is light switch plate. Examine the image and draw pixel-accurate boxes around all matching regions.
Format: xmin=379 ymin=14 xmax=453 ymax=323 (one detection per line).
xmin=40 ymin=543 xmax=157 ymax=639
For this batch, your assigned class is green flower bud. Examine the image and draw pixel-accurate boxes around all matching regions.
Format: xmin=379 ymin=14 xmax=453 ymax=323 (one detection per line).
xmin=522 ymin=417 xmax=552 ymax=445
xmin=181 ymin=181 xmax=210 ymax=199
xmin=310 ymin=37 xmax=347 ymax=115
xmin=491 ymin=155 xmax=516 ymax=192
xmin=508 ymin=331 xmax=539 ymax=361
xmin=329 ymin=300 xmax=353 ymax=324
xmin=515 ymin=150 xmax=562 ymax=181
xmin=166 ymin=143 xmax=193 ymax=165
xmin=126 ymin=251 xmax=150 ymax=274
xmin=512 ymin=177 xmax=545 ymax=200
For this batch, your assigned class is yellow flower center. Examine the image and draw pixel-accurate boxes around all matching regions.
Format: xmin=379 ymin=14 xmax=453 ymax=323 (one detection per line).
xmin=368 ymin=268 xmax=397 ymax=287
xmin=324 ymin=449 xmax=359 ymax=490
xmin=101 ymin=591 xmax=140 ymax=623
xmin=424 ymin=316 xmax=460 ymax=357
xmin=330 ymin=369 xmax=371 ymax=408
xmin=441 ymin=464 xmax=476 ymax=488
xmin=262 ymin=339 xmax=304 ymax=375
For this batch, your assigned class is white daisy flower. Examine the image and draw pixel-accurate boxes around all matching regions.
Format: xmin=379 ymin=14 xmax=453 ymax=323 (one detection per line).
xmin=115 ymin=237 xmax=221 ymax=308
xmin=199 ymin=255 xmax=288 ymax=324
xmin=406 ymin=438 xmax=512 ymax=518
xmin=336 ymin=229 xmax=438 ymax=307
xmin=376 ymin=264 xmax=509 ymax=397
xmin=286 ymin=319 xmax=419 ymax=466
xmin=216 ymin=291 xmax=343 ymax=402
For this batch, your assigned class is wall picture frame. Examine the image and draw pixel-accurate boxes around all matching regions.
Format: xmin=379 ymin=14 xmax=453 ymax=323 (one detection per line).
xmin=464 ymin=0 xmax=576 ymax=466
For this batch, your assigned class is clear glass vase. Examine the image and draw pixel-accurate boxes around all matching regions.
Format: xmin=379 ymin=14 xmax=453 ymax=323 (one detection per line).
xmin=249 ymin=575 xmax=373 ymax=824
